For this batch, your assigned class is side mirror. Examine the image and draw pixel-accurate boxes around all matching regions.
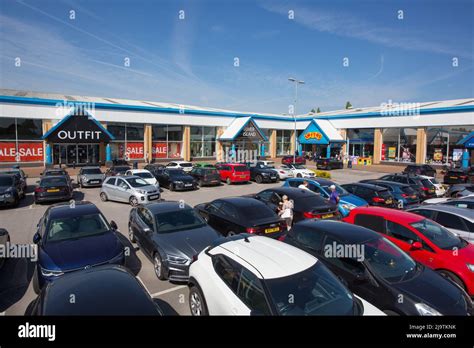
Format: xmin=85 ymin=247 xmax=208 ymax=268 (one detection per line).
xmin=110 ymin=220 xmax=118 ymax=230
xmin=39 ymin=172 xmax=43 ymax=176
xmin=33 ymin=233 xmax=41 ymax=244
xmin=159 ymin=188 xmax=164 ymax=193
xmin=411 ymin=241 xmax=422 ymax=250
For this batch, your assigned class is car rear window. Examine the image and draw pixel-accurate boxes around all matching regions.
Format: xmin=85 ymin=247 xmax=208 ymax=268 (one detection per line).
xmin=233 ymin=166 xmax=249 ymax=172
xmin=377 ymin=189 xmax=392 ymax=199
xmin=239 ymin=204 xmax=277 ymax=219
xmin=41 ymin=177 xmax=68 ymax=186
xmin=204 ymin=169 xmax=219 ymax=175
xmin=179 ymin=163 xmax=193 ymax=167
xmin=401 ymin=186 xmax=417 ymax=195
xmin=0 ymin=176 xmax=13 ymax=186
xmin=421 ymin=179 xmax=435 ymax=188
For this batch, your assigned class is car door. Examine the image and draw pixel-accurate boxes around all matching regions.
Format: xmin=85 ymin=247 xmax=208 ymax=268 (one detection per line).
xmin=137 ymin=207 xmax=158 ymax=256
xmin=434 ymin=211 xmax=473 ymax=242
xmin=219 ymin=202 xmax=242 ymax=234
xmin=103 ymin=177 xmax=117 ymax=200
xmin=115 ymin=178 xmax=131 ymax=202
xmin=201 ymin=201 xmax=225 ymax=233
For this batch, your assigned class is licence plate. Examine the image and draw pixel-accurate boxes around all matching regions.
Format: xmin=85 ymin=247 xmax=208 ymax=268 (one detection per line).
xmin=265 ymin=227 xmax=279 ymax=233
xmin=149 ymin=195 xmax=158 ymax=200
xmin=450 ymin=176 xmax=458 ymax=179
xmin=47 ymin=189 xmax=60 ymax=192
xmin=386 ymin=199 xmax=393 ymax=204
xmin=321 ymin=213 xmax=334 ymax=219
xmin=185 ymin=183 xmax=192 ymax=187
xmin=411 ymin=195 xmax=417 ymax=199
xmin=90 ymin=180 xmax=100 ymax=184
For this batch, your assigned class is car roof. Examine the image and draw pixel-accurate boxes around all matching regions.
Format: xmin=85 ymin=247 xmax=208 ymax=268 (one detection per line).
xmin=295 ymin=220 xmax=380 ymax=243
xmin=47 ymin=201 xmax=101 ymax=219
xmin=412 ymin=204 xmax=474 ymax=220
xmin=364 ymin=180 xmax=410 ymax=188
xmin=81 ymin=166 xmax=101 ymax=169
xmin=212 ymin=235 xmax=317 ymax=279
xmin=171 ymin=161 xmax=191 ymax=164
xmin=266 ymin=186 xmax=320 ymax=198
xmin=0 ymin=173 xmax=14 ymax=178
xmin=352 ymin=206 xmax=424 ymax=223
xmin=40 ymin=175 xmax=68 ymax=181
xmin=128 ymin=169 xmax=150 ymax=173
xmin=144 ymin=201 xmax=191 ymax=213
xmin=344 ymin=182 xmax=387 ymax=191
xmin=218 ymin=196 xmax=269 ymax=207
xmin=116 ymin=175 xmax=142 ymax=180
xmin=44 ymin=169 xmax=66 ymax=173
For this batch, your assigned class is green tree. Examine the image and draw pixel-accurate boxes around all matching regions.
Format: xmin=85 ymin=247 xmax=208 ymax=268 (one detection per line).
xmin=310 ymin=108 xmax=316 ymax=113
xmin=345 ymin=101 xmax=352 ymax=109
xmin=317 ymin=107 xmax=321 ymax=113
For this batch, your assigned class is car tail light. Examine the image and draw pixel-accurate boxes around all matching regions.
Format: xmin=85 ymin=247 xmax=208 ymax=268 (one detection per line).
xmin=278 ymin=234 xmax=287 ymax=241
xmin=401 ymin=193 xmax=408 ymax=198
xmin=303 ymin=212 xmax=322 ymax=219
xmin=246 ymin=227 xmax=258 ymax=234
xmin=34 ymin=187 xmax=45 ymax=193
xmin=372 ymin=197 xmax=385 ymax=203
xmin=279 ymin=171 xmax=285 ymax=174
xmin=460 ymin=175 xmax=467 ymax=180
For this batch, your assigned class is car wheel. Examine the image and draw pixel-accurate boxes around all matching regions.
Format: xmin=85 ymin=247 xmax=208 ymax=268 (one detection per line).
xmin=226 ymin=177 xmax=232 ymax=185
xmin=297 ymin=173 xmax=302 ymax=178
xmin=189 ymin=285 xmax=208 ymax=316
xmin=227 ymin=231 xmax=236 ymax=237
xmin=437 ymin=270 xmax=466 ymax=290
xmin=128 ymin=224 xmax=136 ymax=243
xmin=32 ymin=267 xmax=40 ymax=294
xmin=100 ymin=192 xmax=108 ymax=202
xmin=129 ymin=196 xmax=139 ymax=207
xmin=153 ymin=252 xmax=166 ymax=280
xmin=255 ymin=175 xmax=263 ymax=184
xmin=198 ymin=179 xmax=203 ymax=187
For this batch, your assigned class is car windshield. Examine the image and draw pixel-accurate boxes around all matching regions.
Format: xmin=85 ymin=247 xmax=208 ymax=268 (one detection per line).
xmin=154 ymin=208 xmax=206 ymax=233
xmin=293 ymin=165 xmax=305 ymax=169
xmin=82 ymin=168 xmax=102 ymax=175
xmin=0 ymin=177 xmax=13 ymax=186
xmin=322 ymin=184 xmax=349 ymax=196
xmin=41 ymin=177 xmax=68 ymax=187
xmin=402 ymin=186 xmax=417 ymax=195
xmin=257 ymin=164 xmax=271 ymax=169
xmin=265 ymin=262 xmax=356 ymax=316
xmin=203 ymin=169 xmax=219 ymax=175
xmin=134 ymin=172 xmax=154 ymax=179
xmin=46 ymin=171 xmax=66 ymax=176
xmin=0 ymin=170 xmax=18 ymax=176
xmin=126 ymin=178 xmax=150 ymax=187
xmin=234 ymin=166 xmax=248 ymax=172
xmin=378 ymin=190 xmax=392 ymax=199
xmin=364 ymin=237 xmax=418 ymax=283
xmin=179 ymin=163 xmax=193 ymax=167
xmin=421 ymin=179 xmax=435 ymax=188
xmin=410 ymin=219 xmax=468 ymax=250
xmin=47 ymin=213 xmax=110 ymax=242
xmin=168 ymin=169 xmax=185 ymax=176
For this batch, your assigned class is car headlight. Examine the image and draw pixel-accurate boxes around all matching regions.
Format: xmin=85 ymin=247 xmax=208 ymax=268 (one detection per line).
xmin=136 ymin=189 xmax=147 ymax=195
xmin=415 ymin=303 xmax=442 ymax=316
xmin=4 ymin=192 xmax=12 ymax=197
xmin=341 ymin=203 xmax=356 ymax=211
xmin=467 ymin=264 xmax=474 ymax=272
xmin=166 ymin=255 xmax=189 ymax=265
xmin=174 ymin=181 xmax=183 ymax=185
xmin=40 ymin=267 xmax=64 ymax=277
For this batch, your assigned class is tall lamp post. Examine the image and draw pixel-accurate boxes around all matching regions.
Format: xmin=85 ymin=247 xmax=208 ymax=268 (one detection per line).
xmin=288 ymin=77 xmax=305 ymax=164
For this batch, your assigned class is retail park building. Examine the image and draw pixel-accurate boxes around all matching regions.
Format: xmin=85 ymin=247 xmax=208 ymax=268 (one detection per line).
xmin=0 ymin=89 xmax=473 ymax=168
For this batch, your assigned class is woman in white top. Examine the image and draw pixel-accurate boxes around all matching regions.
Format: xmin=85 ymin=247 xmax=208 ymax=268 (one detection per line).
xmin=278 ymin=195 xmax=294 ymax=231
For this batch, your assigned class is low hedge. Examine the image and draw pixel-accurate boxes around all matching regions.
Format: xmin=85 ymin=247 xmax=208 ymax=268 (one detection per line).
xmin=310 ymin=169 xmax=331 ymax=179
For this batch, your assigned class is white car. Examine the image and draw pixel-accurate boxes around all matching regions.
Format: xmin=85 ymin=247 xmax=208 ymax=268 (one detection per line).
xmin=281 ymin=164 xmax=315 ymax=178
xmin=166 ymin=161 xmax=194 ymax=172
xmin=274 ymin=165 xmax=295 ymax=180
xmin=125 ymin=169 xmax=159 ymax=187
xmin=418 ymin=175 xmax=445 ymax=197
xmin=188 ymin=235 xmax=385 ymax=316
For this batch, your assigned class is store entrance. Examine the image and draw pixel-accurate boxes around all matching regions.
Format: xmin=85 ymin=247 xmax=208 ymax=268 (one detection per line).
xmin=53 ymin=144 xmax=100 ymax=166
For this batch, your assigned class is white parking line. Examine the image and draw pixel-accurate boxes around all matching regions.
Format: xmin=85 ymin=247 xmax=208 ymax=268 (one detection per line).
xmin=136 ymin=276 xmax=152 ymax=295
xmin=0 ymin=311 xmax=5 ymax=316
xmin=150 ymin=285 xmax=187 ymax=298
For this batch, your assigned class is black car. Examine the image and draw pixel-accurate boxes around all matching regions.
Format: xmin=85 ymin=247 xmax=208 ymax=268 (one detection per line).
xmin=105 ymin=165 xmax=131 ymax=177
xmin=0 ymin=168 xmax=27 ymax=196
xmin=246 ymin=161 xmax=278 ymax=183
xmin=378 ymin=173 xmax=436 ymax=199
xmin=444 ymin=169 xmax=470 ymax=185
xmin=153 ymin=168 xmax=196 ymax=191
xmin=0 ymin=228 xmax=10 ymax=269
xmin=316 ymin=158 xmax=344 ymax=170
xmin=283 ymin=220 xmax=472 ymax=316
xmin=144 ymin=163 xmax=166 ymax=178
xmin=341 ymin=183 xmax=396 ymax=208
xmin=25 ymin=265 xmax=163 ymax=315
xmin=0 ymin=174 xmax=22 ymax=207
xmin=446 ymin=183 xmax=474 ymax=198
xmin=403 ymin=164 xmax=436 ymax=177
xmin=129 ymin=201 xmax=220 ymax=281
xmin=34 ymin=176 xmax=74 ymax=203
xmin=194 ymin=197 xmax=286 ymax=239
xmin=189 ymin=167 xmax=221 ymax=186
xmin=359 ymin=179 xmax=420 ymax=209
xmin=252 ymin=187 xmax=340 ymax=223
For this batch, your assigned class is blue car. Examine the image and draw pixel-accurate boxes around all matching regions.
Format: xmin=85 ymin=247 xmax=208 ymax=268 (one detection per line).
xmin=359 ymin=179 xmax=421 ymax=209
xmin=283 ymin=178 xmax=368 ymax=216
xmin=33 ymin=201 xmax=124 ymax=291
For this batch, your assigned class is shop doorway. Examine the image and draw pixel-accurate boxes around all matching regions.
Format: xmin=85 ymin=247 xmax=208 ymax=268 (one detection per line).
xmin=53 ymin=144 xmax=100 ymax=166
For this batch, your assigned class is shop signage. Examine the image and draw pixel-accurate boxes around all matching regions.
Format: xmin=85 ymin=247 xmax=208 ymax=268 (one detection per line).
xmin=453 ymin=149 xmax=463 ymax=162
xmin=120 ymin=142 xmax=144 ymax=159
xmin=299 ymin=121 xmax=329 ymax=145
xmin=433 ymin=149 xmax=443 ymax=162
xmin=388 ymin=147 xmax=396 ymax=159
xmin=152 ymin=142 xmax=168 ymax=159
xmin=381 ymin=144 xmax=386 ymax=160
xmin=0 ymin=142 xmax=44 ymax=162
xmin=44 ymin=115 xmax=113 ymax=143
xmin=237 ymin=120 xmax=265 ymax=141
xmin=304 ymin=132 xmax=323 ymax=141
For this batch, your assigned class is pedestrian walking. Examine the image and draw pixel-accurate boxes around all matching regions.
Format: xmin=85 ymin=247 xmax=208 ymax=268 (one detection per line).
xmin=328 ymin=184 xmax=340 ymax=205
xmin=278 ymin=195 xmax=294 ymax=230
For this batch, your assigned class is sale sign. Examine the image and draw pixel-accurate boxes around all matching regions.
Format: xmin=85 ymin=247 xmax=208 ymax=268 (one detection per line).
xmin=121 ymin=142 xmax=144 ymax=159
xmin=0 ymin=142 xmax=44 ymax=162
xmin=152 ymin=142 xmax=168 ymax=159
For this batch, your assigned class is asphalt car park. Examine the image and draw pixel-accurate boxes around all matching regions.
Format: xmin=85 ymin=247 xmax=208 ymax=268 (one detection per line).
xmin=0 ymin=167 xmax=390 ymax=316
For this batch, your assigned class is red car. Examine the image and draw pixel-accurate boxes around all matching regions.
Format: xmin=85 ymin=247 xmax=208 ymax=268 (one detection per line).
xmin=343 ymin=206 xmax=474 ymax=297
xmin=281 ymin=155 xmax=306 ymax=165
xmin=215 ymin=163 xmax=250 ymax=184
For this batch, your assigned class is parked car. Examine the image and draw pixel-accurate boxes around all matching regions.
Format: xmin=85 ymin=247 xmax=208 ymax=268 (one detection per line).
xmin=281 ymin=155 xmax=306 ymax=165
xmin=344 ymin=207 xmax=474 ymax=297
xmin=112 ymin=159 xmax=130 ymax=166
xmin=32 ymin=202 xmax=124 ymax=291
xmin=188 ymin=234 xmax=385 ymax=316
xmin=105 ymin=165 xmax=131 ymax=177
xmin=441 ymin=196 xmax=474 ymax=209
xmin=25 ymin=265 xmax=163 ymax=315
xmin=215 ymin=163 xmax=250 ymax=185
xmin=41 ymin=168 xmax=73 ymax=190
xmin=125 ymin=169 xmax=159 ymax=187
xmin=282 ymin=163 xmax=316 ymax=179
xmin=189 ymin=167 xmax=221 ymax=186
xmin=34 ymin=176 xmax=74 ymax=204
xmin=144 ymin=163 xmax=166 ymax=177
xmin=341 ymin=183 xmax=396 ymax=208
xmin=195 ymin=197 xmax=286 ymax=239
xmin=246 ymin=161 xmax=279 ymax=183
xmin=403 ymin=164 xmax=437 ymax=177
xmin=0 ymin=174 xmax=22 ymax=207
xmin=273 ymin=165 xmax=295 ymax=180
xmin=100 ymin=176 xmax=161 ymax=206
xmin=77 ymin=166 xmax=105 ymax=188
xmin=252 ymin=187 xmax=340 ymax=224
xmin=0 ymin=228 xmax=10 ymax=269
xmin=378 ymin=173 xmax=436 ymax=200
xmin=407 ymin=205 xmax=474 ymax=243
xmin=316 ymin=158 xmax=344 ymax=170
xmin=446 ymin=183 xmax=474 ymax=198
xmin=166 ymin=161 xmax=194 ymax=172
xmin=359 ymin=180 xmax=420 ymax=209
xmin=0 ymin=168 xmax=27 ymax=196
xmin=284 ymin=178 xmax=368 ymax=217
xmin=193 ymin=162 xmax=215 ymax=168
xmin=128 ymin=201 xmax=219 ymax=281
xmin=284 ymin=220 xmax=472 ymax=315
xmin=444 ymin=169 xmax=470 ymax=185
xmin=152 ymin=168 xmax=197 ymax=191
xmin=418 ymin=175 xmax=445 ymax=197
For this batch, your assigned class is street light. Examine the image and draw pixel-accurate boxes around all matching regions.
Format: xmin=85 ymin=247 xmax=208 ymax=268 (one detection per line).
xmin=288 ymin=77 xmax=305 ymax=164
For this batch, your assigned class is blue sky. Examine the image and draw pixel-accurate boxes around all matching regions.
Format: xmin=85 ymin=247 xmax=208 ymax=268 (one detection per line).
xmin=0 ymin=0 xmax=473 ymax=114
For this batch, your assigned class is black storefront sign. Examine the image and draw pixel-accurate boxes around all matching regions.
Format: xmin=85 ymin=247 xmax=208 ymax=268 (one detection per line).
xmin=237 ymin=120 xmax=265 ymax=141
xmin=45 ymin=114 xmax=113 ymax=143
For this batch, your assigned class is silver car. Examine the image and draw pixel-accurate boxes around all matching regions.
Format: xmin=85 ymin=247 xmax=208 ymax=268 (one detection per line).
xmin=77 ymin=166 xmax=105 ymax=188
xmin=100 ymin=176 xmax=161 ymax=206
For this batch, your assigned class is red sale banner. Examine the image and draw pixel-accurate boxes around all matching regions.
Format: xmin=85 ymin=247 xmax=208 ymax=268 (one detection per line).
xmin=0 ymin=142 xmax=44 ymax=162
xmin=152 ymin=142 xmax=168 ymax=159
xmin=120 ymin=142 xmax=144 ymax=159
